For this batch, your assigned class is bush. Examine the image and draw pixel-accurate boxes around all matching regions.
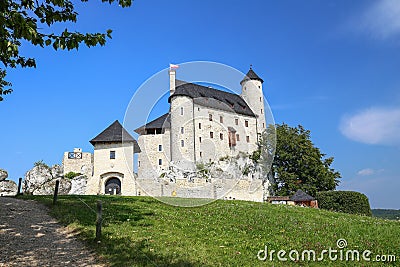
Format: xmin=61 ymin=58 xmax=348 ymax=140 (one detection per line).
xmin=316 ymin=191 xmax=372 ymax=216
xmin=64 ymin=171 xmax=82 ymax=179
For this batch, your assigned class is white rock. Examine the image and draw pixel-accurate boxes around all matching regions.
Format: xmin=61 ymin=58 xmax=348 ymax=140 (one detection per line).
xmin=0 ymin=169 xmax=8 ymax=181
xmin=68 ymin=175 xmax=87 ymax=195
xmin=0 ymin=180 xmax=17 ymax=196
xmin=24 ymin=164 xmax=71 ymax=195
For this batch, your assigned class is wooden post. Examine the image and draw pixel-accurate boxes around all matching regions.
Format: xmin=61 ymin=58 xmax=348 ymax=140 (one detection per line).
xmin=96 ymin=200 xmax=102 ymax=241
xmin=17 ymin=178 xmax=22 ymax=196
xmin=53 ymin=180 xmax=60 ymax=205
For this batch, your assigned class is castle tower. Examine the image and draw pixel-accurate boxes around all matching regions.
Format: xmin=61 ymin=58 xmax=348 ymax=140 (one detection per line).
xmin=240 ymin=66 xmax=267 ymax=135
xmin=169 ymin=69 xmax=196 ymax=169
xmin=86 ymin=120 xmax=140 ymax=195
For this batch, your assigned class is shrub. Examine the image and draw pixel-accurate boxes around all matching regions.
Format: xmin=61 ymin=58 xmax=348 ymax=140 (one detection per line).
xmin=316 ymin=191 xmax=372 ymax=216
xmin=64 ymin=171 xmax=82 ymax=179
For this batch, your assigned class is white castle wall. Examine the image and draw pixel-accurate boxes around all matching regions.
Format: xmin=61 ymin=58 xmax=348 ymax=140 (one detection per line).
xmin=86 ymin=142 xmax=136 ymax=195
xmin=137 ymin=129 xmax=170 ymax=179
xmin=192 ymin=103 xmax=258 ymax=163
xmin=62 ymin=148 xmax=93 ymax=178
xmin=170 ymin=96 xmax=196 ymax=167
xmin=241 ymin=79 xmax=267 ymax=134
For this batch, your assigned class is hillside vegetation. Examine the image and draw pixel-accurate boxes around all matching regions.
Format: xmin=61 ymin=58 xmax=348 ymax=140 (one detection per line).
xmin=372 ymin=209 xmax=400 ymax=220
xmin=20 ymin=195 xmax=399 ymax=266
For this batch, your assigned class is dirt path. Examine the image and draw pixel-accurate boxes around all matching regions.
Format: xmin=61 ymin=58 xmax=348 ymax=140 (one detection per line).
xmin=0 ymin=197 xmax=105 ymax=267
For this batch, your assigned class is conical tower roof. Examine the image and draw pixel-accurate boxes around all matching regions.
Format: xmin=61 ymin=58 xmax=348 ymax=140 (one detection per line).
xmin=240 ymin=66 xmax=264 ymax=84
xmin=90 ymin=120 xmax=140 ymax=152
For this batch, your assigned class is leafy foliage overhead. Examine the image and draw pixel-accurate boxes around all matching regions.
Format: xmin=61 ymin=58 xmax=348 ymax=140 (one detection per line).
xmin=0 ymin=0 xmax=132 ymax=101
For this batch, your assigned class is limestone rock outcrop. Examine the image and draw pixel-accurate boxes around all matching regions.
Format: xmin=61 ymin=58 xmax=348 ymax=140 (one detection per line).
xmin=0 ymin=180 xmax=18 ymax=196
xmin=68 ymin=175 xmax=87 ymax=195
xmin=24 ymin=164 xmax=71 ymax=195
xmin=0 ymin=169 xmax=8 ymax=181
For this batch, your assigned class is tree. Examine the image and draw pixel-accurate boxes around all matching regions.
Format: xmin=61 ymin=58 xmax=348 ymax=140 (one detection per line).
xmin=0 ymin=0 xmax=132 ymax=101
xmin=259 ymin=123 xmax=341 ymax=197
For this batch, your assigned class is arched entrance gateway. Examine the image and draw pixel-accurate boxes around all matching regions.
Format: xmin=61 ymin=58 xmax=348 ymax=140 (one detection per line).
xmin=105 ymin=178 xmax=121 ymax=195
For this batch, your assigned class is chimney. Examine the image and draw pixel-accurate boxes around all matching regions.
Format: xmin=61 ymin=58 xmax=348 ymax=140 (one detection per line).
xmin=169 ymin=69 xmax=176 ymax=96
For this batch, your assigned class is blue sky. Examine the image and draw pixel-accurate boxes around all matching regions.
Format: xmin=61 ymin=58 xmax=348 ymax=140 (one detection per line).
xmin=1 ymin=0 xmax=400 ymax=209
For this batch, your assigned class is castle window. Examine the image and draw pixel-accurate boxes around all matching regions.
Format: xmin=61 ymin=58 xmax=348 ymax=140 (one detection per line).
xmin=235 ymin=118 xmax=238 ymax=125
xmin=263 ymin=123 xmax=265 ymax=128
xmin=261 ymin=109 xmax=263 ymax=114
xmin=198 ymin=107 xmax=200 ymax=111
xmin=199 ymin=137 xmax=202 ymax=143
xmin=199 ymin=123 xmax=201 ymax=129
xmin=258 ymin=85 xmax=261 ymax=89
xmin=181 ymin=140 xmax=184 ymax=147
xmin=209 ymin=114 xmax=213 ymax=121
xmin=181 ymin=127 xmax=184 ymax=134
xmin=245 ymin=120 xmax=249 ymax=127
xmin=200 ymin=151 xmax=202 ymax=157
xmin=220 ymin=133 xmax=223 ymax=140
xmin=110 ymin=151 xmax=115 ymax=159
xmin=210 ymin=132 xmax=214 ymax=138
xmin=236 ymin=134 xmax=240 ymax=141
xmin=180 ymin=107 xmax=184 ymax=115
xmin=260 ymin=97 xmax=262 ymax=102
xmin=158 ymin=145 xmax=162 ymax=152
xmin=158 ymin=159 xmax=162 ymax=165
xmin=138 ymin=161 xmax=140 ymax=167
xmin=246 ymin=136 xmax=250 ymax=143
xmin=220 ymin=116 xmax=223 ymax=123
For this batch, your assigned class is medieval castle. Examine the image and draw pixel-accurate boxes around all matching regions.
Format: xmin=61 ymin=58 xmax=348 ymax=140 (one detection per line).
xmin=62 ymin=66 xmax=271 ymax=202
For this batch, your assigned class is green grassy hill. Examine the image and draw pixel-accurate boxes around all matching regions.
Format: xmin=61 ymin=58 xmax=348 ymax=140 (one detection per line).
xmin=21 ymin=195 xmax=399 ymax=266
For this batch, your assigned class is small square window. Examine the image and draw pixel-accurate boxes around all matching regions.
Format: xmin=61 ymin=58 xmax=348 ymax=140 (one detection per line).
xmin=181 ymin=140 xmax=184 ymax=147
xmin=220 ymin=133 xmax=223 ymax=140
xmin=181 ymin=127 xmax=184 ymax=134
xmin=245 ymin=120 xmax=249 ymax=127
xmin=199 ymin=123 xmax=201 ymax=129
xmin=209 ymin=114 xmax=213 ymax=121
xmin=110 ymin=151 xmax=116 ymax=159
xmin=246 ymin=136 xmax=250 ymax=143
xmin=210 ymin=132 xmax=214 ymax=138
xmin=236 ymin=134 xmax=240 ymax=141
xmin=235 ymin=118 xmax=238 ymax=125
xmin=220 ymin=116 xmax=223 ymax=123
xmin=158 ymin=145 xmax=162 ymax=152
xmin=158 ymin=159 xmax=162 ymax=165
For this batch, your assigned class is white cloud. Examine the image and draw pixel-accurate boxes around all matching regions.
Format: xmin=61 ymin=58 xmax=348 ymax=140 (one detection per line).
xmin=357 ymin=168 xmax=375 ymax=176
xmin=355 ymin=0 xmax=400 ymax=39
xmin=340 ymin=107 xmax=400 ymax=145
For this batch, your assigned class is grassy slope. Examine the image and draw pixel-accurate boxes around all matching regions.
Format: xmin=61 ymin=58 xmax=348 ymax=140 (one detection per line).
xmin=20 ymin=195 xmax=399 ymax=266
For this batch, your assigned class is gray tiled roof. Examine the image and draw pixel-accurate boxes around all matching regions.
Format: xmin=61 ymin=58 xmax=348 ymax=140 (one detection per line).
xmin=240 ymin=67 xmax=264 ymax=84
xmin=90 ymin=120 xmax=140 ymax=152
xmin=290 ymin=189 xmax=315 ymax=201
xmin=134 ymin=113 xmax=170 ymax=134
xmin=170 ymin=81 xmax=256 ymax=117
